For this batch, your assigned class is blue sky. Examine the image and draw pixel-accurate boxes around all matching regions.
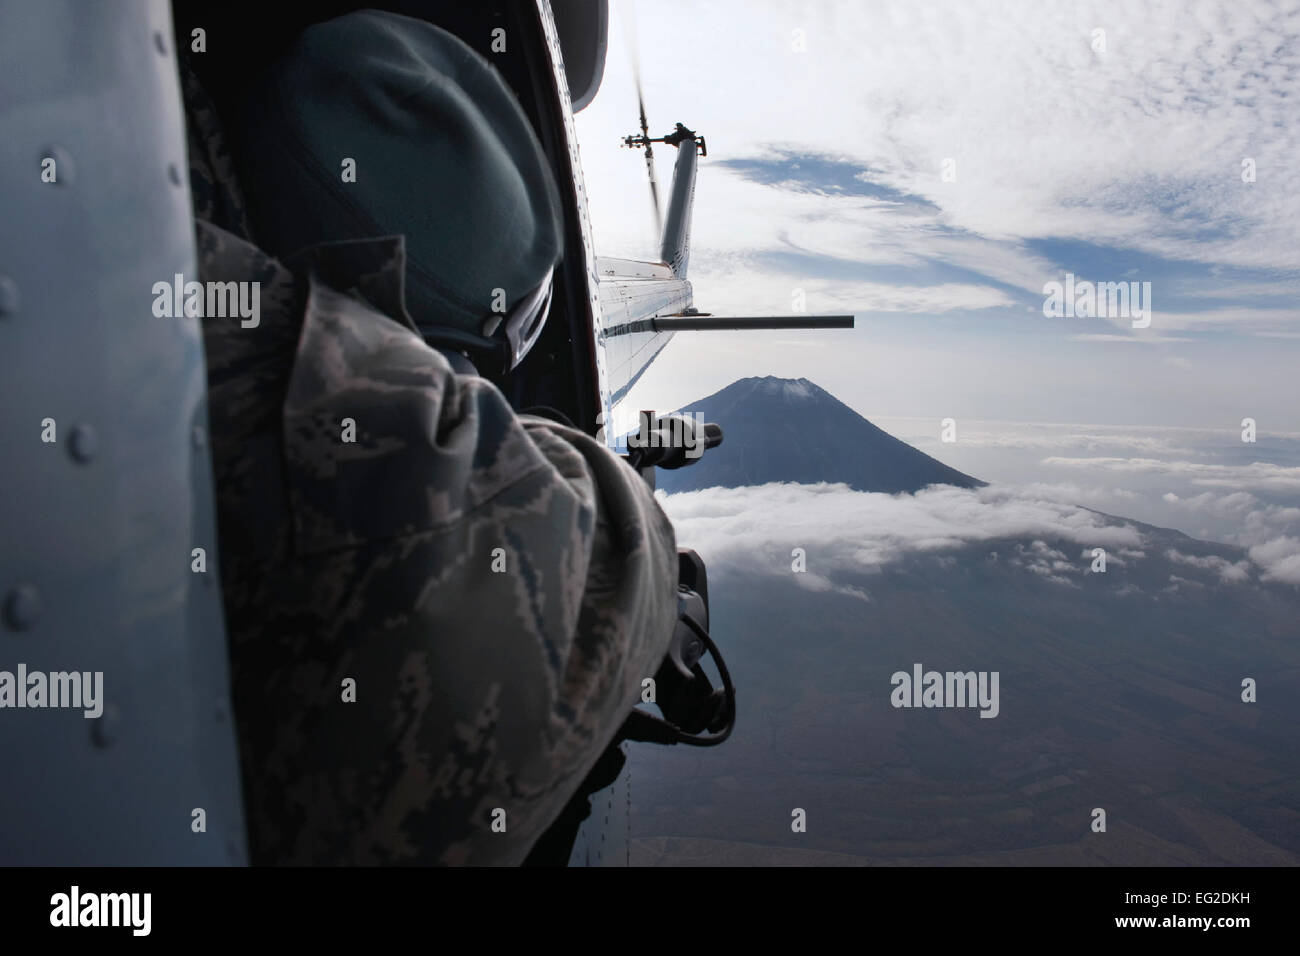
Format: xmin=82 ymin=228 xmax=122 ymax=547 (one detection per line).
xmin=574 ymin=0 xmax=1300 ymax=430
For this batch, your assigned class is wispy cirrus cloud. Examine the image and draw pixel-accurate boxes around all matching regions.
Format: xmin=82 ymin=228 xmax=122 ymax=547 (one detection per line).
xmin=1043 ymin=457 xmax=1300 ymax=492
xmin=583 ymin=0 xmax=1300 ymax=327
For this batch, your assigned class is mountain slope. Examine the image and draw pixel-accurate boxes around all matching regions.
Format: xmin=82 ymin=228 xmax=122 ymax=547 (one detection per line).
xmin=656 ymin=376 xmax=982 ymax=494
xmin=625 ymin=518 xmax=1300 ymax=865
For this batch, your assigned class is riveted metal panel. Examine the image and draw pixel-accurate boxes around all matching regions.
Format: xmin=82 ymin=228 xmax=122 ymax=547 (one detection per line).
xmin=0 ymin=0 xmax=247 ymax=864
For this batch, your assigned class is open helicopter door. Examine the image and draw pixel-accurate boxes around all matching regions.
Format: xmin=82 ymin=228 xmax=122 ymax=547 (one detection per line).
xmin=534 ymin=0 xmax=841 ymax=865
xmin=0 ymin=0 xmax=247 ymax=863
xmin=509 ymin=0 xmax=633 ymax=866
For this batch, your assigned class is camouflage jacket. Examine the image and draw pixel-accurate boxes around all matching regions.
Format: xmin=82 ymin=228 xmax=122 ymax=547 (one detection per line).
xmin=196 ymin=220 xmax=678 ymax=865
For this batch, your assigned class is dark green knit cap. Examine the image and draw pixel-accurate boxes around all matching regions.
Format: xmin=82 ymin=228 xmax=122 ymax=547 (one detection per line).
xmin=238 ymin=10 xmax=564 ymax=359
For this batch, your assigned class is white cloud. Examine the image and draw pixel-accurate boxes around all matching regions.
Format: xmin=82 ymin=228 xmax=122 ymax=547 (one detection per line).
xmin=1247 ymin=536 xmax=1300 ymax=585
xmin=658 ymin=478 xmax=1300 ymax=588
xmin=1165 ymin=549 xmax=1251 ymax=583
xmin=658 ymin=482 xmax=1145 ymax=579
xmin=1042 ymin=457 xmax=1300 ymax=492
xmin=686 ymin=249 xmax=1016 ymax=315
xmin=1155 ymin=490 xmax=1300 ymax=572
xmin=582 ymin=0 xmax=1300 ymax=285
xmin=1165 ymin=574 xmax=1206 ymax=593
xmin=1136 ymin=307 xmax=1300 ymax=333
xmin=1161 ymin=490 xmax=1259 ymax=514
xmin=1013 ymin=540 xmax=1081 ymax=586
xmin=1068 ymin=334 xmax=1197 ymax=344
xmin=872 ymin=417 xmax=1205 ymax=454
xmin=1012 ymin=481 xmax=1139 ymax=502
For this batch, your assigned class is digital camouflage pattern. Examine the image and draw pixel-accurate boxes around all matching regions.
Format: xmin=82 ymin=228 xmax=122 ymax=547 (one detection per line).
xmin=196 ymin=219 xmax=679 ymax=865
xmin=180 ymin=57 xmax=254 ymax=241
xmin=183 ymin=43 xmax=678 ymax=865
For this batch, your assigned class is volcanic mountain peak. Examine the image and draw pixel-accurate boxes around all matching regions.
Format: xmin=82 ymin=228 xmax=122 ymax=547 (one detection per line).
xmin=657 ymin=376 xmax=983 ymax=495
xmin=745 ymin=376 xmax=820 ymax=400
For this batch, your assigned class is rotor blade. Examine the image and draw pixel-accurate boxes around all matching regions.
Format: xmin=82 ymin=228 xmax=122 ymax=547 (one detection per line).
xmin=636 ymin=79 xmax=650 ymax=140
xmin=632 ymin=58 xmax=660 ymax=236
xmin=644 ymin=144 xmax=663 ymax=239
xmin=623 ymin=1 xmax=645 ymax=128
xmin=622 ymin=1 xmax=662 ymax=240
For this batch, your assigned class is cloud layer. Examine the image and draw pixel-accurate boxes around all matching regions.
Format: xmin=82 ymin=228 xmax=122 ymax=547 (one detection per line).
xmin=660 ymin=481 xmax=1142 ymax=575
xmin=659 ymin=480 xmax=1300 ymax=587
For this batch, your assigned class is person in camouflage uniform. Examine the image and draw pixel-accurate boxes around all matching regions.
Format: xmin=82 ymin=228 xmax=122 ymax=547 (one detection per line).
xmin=183 ymin=11 xmax=679 ymax=865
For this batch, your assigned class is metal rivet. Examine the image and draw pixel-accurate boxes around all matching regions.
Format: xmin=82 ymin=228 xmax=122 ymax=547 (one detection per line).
xmin=0 ymin=275 xmax=18 ymax=316
xmin=168 ymin=163 xmax=182 ymax=186
xmin=153 ymin=31 xmax=167 ymax=55
xmin=69 ymin=424 xmax=97 ymax=463
xmin=39 ymin=144 xmax=74 ymax=187
xmin=91 ymin=703 xmax=121 ymax=747
xmin=192 ymin=425 xmax=206 ymax=449
xmin=3 ymin=584 xmax=40 ymax=630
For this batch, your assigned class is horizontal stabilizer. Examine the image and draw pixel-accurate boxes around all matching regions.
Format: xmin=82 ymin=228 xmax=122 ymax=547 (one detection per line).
xmin=616 ymin=314 xmax=854 ymax=333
